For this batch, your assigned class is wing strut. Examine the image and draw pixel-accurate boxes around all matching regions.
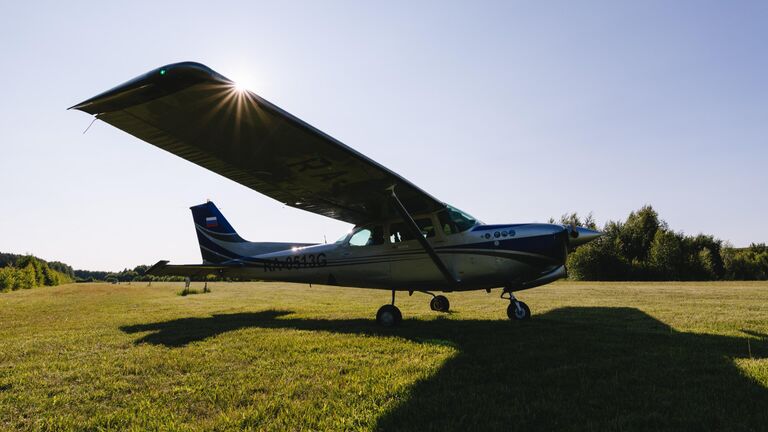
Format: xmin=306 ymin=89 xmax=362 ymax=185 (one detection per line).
xmin=388 ymin=187 xmax=460 ymax=285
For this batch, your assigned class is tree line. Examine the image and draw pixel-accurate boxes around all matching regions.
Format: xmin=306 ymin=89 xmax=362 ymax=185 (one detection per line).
xmin=0 ymin=254 xmax=74 ymax=291
xmin=0 ymin=254 xmax=184 ymax=292
xmin=557 ymin=206 xmax=768 ymax=281
xmin=74 ymin=265 xmax=186 ymax=283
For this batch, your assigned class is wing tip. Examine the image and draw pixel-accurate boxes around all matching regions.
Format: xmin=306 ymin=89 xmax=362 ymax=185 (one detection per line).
xmin=68 ymin=61 xmax=230 ymax=114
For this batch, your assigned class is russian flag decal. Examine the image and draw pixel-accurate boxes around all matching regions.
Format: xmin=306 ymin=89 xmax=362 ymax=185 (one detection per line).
xmin=206 ymin=216 xmax=218 ymax=228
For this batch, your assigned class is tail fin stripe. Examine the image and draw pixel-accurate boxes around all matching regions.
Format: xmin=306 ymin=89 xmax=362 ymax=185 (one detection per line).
xmin=195 ymin=224 xmax=246 ymax=243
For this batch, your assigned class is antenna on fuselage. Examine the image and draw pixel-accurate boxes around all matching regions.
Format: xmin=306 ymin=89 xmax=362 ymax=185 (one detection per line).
xmin=324 ymin=235 xmax=327 ymax=244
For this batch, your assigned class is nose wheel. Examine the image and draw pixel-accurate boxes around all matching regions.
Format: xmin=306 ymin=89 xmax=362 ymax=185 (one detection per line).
xmin=502 ymin=288 xmax=531 ymax=321
xmin=507 ymin=300 xmax=530 ymax=320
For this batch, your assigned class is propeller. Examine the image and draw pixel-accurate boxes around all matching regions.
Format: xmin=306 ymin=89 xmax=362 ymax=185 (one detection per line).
xmin=566 ymin=224 xmax=602 ymax=248
xmin=569 ymin=222 xmax=579 ymax=239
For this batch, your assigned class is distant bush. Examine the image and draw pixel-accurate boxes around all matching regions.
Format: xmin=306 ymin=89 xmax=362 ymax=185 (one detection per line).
xmin=0 ymin=255 xmax=74 ymax=292
xmin=563 ymin=207 xmax=766 ymax=281
xmin=0 ymin=267 xmax=18 ymax=291
xmin=722 ymin=243 xmax=768 ymax=280
xmin=178 ymin=286 xmax=211 ymax=296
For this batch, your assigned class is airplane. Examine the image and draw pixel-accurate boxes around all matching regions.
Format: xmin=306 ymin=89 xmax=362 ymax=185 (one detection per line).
xmin=71 ymin=62 xmax=601 ymax=327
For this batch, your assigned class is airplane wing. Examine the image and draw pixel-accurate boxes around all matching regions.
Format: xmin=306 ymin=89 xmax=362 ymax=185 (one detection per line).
xmin=71 ymin=62 xmax=445 ymax=224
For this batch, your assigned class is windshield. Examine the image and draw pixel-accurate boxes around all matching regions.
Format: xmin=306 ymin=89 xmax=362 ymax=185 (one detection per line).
xmin=445 ymin=206 xmax=479 ymax=232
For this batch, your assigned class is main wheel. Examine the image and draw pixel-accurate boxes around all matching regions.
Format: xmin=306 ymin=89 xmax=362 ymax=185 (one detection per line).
xmin=376 ymin=304 xmax=402 ymax=327
xmin=507 ymin=301 xmax=531 ymax=320
xmin=430 ymin=295 xmax=450 ymax=312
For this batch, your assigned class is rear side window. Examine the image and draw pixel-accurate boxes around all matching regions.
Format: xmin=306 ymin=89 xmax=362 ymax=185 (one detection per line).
xmin=349 ymin=228 xmax=372 ymax=246
xmin=348 ymin=226 xmax=384 ymax=246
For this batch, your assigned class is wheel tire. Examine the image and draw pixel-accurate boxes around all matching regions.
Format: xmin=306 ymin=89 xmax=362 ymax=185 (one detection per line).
xmin=507 ymin=301 xmax=531 ymax=321
xmin=431 ymin=295 xmax=450 ymax=313
xmin=376 ymin=304 xmax=402 ymax=327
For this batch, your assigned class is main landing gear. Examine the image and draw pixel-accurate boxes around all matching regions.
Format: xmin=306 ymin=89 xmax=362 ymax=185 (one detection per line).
xmin=376 ymin=290 xmax=402 ymax=327
xmin=502 ymin=288 xmax=531 ymax=321
xmin=430 ymin=295 xmax=450 ymax=313
xmin=415 ymin=290 xmax=449 ymax=313
xmin=377 ymin=290 xmax=452 ymax=327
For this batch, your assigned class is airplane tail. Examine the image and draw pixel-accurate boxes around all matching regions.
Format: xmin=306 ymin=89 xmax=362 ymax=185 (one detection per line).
xmin=191 ymin=201 xmax=245 ymax=240
xmin=190 ymin=201 xmax=314 ymax=264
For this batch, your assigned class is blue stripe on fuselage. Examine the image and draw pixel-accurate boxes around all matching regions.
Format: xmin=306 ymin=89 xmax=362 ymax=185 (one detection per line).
xmin=442 ymin=231 xmax=567 ymax=265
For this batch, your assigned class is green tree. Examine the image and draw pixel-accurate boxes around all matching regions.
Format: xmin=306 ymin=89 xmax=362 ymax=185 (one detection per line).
xmin=722 ymin=245 xmax=768 ymax=280
xmin=42 ymin=265 xmax=59 ymax=286
xmin=649 ymin=229 xmax=684 ymax=279
xmin=617 ymin=205 xmax=663 ymax=263
xmin=18 ymin=264 xmax=37 ymax=289
xmin=697 ymin=248 xmax=717 ymax=280
xmin=0 ymin=267 xmax=18 ymax=291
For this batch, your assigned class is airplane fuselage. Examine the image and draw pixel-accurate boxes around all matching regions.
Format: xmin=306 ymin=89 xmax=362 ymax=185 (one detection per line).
xmin=198 ymin=220 xmax=575 ymax=292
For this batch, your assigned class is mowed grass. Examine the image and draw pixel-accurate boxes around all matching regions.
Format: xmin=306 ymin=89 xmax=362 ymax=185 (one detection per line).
xmin=1 ymin=281 xmax=768 ymax=431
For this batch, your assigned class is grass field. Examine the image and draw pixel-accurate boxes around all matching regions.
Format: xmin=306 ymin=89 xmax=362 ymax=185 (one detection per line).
xmin=1 ymin=281 xmax=767 ymax=431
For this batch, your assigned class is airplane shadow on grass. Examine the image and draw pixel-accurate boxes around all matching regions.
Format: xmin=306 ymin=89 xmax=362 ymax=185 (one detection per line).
xmin=120 ymin=307 xmax=768 ymax=431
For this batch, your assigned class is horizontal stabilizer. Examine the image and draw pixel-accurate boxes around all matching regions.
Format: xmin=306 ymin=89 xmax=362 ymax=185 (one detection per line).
xmin=146 ymin=260 xmax=250 ymax=279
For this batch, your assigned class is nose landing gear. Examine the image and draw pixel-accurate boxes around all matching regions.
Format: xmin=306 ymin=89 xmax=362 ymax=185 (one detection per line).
xmin=502 ymin=288 xmax=531 ymax=321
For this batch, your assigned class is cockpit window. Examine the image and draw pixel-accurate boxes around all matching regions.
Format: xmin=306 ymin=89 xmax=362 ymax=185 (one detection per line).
xmin=444 ymin=206 xmax=478 ymax=233
xmin=348 ymin=226 xmax=384 ymax=246
xmin=390 ymin=218 xmax=435 ymax=243
xmin=417 ymin=218 xmax=436 ymax=238
xmin=437 ymin=211 xmax=456 ymax=235
xmin=389 ymin=223 xmax=411 ymax=243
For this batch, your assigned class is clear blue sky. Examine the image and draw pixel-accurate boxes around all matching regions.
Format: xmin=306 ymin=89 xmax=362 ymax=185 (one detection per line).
xmin=1 ymin=1 xmax=766 ymax=271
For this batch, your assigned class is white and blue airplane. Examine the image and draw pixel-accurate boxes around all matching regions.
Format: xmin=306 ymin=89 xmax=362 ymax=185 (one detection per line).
xmin=72 ymin=62 xmax=601 ymax=326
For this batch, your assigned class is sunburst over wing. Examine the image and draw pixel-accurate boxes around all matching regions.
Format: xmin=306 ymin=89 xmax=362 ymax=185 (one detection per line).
xmin=71 ymin=62 xmax=445 ymax=224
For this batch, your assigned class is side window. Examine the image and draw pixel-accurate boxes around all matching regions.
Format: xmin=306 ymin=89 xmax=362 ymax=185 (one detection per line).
xmin=437 ymin=211 xmax=456 ymax=236
xmin=348 ymin=229 xmax=371 ymax=246
xmin=389 ymin=223 xmax=412 ymax=243
xmin=348 ymin=226 xmax=384 ymax=247
xmin=416 ymin=218 xmax=436 ymax=238
xmin=389 ymin=219 xmax=435 ymax=243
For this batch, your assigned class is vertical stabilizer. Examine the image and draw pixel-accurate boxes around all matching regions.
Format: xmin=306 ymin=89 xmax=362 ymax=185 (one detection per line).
xmin=190 ymin=201 xmax=247 ymax=263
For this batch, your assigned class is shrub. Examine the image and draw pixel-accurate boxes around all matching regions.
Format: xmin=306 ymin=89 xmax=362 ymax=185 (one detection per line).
xmin=0 ymin=267 xmax=18 ymax=291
